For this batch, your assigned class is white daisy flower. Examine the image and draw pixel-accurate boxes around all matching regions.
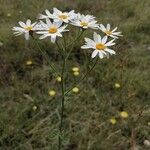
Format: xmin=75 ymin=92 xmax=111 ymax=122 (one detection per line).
xmin=99 ymin=24 xmax=123 ymax=39
xmin=12 ymin=19 xmax=37 ymax=40
xmin=81 ymin=32 xmax=116 ymax=59
xmin=49 ymin=8 xmax=76 ymax=23
xmin=71 ymin=14 xmax=98 ymax=29
xmin=36 ymin=18 xmax=69 ymax=43
xmin=38 ymin=9 xmax=53 ymax=19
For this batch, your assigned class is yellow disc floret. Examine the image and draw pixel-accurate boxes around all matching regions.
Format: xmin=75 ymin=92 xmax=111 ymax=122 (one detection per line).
xmin=105 ymin=30 xmax=112 ymax=35
xmin=80 ymin=22 xmax=88 ymax=27
xmin=48 ymin=27 xmax=57 ymax=33
xmin=96 ymin=43 xmax=106 ymax=50
xmin=59 ymin=14 xmax=68 ymax=20
xmin=25 ymin=26 xmax=33 ymax=31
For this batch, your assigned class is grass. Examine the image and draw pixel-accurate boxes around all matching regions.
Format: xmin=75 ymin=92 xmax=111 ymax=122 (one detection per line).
xmin=0 ymin=0 xmax=150 ymax=149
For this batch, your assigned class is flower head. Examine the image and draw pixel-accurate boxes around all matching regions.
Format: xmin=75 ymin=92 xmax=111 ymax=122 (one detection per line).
xmin=12 ymin=19 xmax=37 ymax=40
xmin=26 ymin=60 xmax=33 ymax=65
xmin=36 ymin=18 xmax=69 ymax=43
xmin=99 ymin=24 xmax=122 ymax=39
xmin=49 ymin=8 xmax=77 ymax=23
xmin=120 ymin=111 xmax=128 ymax=118
xmin=33 ymin=106 xmax=37 ymax=111
xmin=72 ymin=67 xmax=79 ymax=72
xmin=71 ymin=14 xmax=98 ymax=29
xmin=115 ymin=83 xmax=121 ymax=88
xmin=72 ymin=87 xmax=79 ymax=93
xmin=49 ymin=90 xmax=56 ymax=96
xmin=73 ymin=71 xmax=80 ymax=76
xmin=81 ymin=32 xmax=116 ymax=59
xmin=56 ymin=76 xmax=62 ymax=82
xmin=110 ymin=118 xmax=117 ymax=125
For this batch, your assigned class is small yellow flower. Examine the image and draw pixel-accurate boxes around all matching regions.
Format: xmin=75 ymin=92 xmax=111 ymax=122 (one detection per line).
xmin=148 ymin=122 xmax=150 ymax=126
xmin=72 ymin=87 xmax=79 ymax=93
xmin=120 ymin=111 xmax=128 ymax=118
xmin=110 ymin=118 xmax=117 ymax=125
xmin=26 ymin=60 xmax=32 ymax=65
xmin=33 ymin=106 xmax=37 ymax=111
xmin=49 ymin=90 xmax=56 ymax=96
xmin=72 ymin=67 xmax=79 ymax=72
xmin=73 ymin=71 xmax=80 ymax=76
xmin=56 ymin=76 xmax=62 ymax=82
xmin=115 ymin=83 xmax=121 ymax=88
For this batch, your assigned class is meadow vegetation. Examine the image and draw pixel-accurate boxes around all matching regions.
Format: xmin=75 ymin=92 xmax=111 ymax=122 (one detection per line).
xmin=0 ymin=0 xmax=150 ymax=149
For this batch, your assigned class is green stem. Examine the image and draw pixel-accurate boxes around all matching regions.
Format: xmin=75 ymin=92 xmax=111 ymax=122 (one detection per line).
xmin=58 ymin=58 xmax=66 ymax=150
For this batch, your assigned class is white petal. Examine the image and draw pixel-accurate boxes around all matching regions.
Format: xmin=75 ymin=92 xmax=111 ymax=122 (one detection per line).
xmin=39 ymin=34 xmax=49 ymax=39
xmin=112 ymin=27 xmax=118 ymax=32
xmin=46 ymin=18 xmax=52 ymax=26
xmin=45 ymin=9 xmax=52 ymax=17
xmin=99 ymin=24 xmax=106 ymax=31
xmin=98 ymin=51 xmax=104 ymax=59
xmin=84 ymin=38 xmax=95 ymax=46
xmin=25 ymin=32 xmax=29 ymax=40
xmin=81 ymin=45 xmax=91 ymax=49
xmin=53 ymin=8 xmax=61 ymax=15
xmin=105 ymin=48 xmax=116 ymax=55
xmin=26 ymin=19 xmax=31 ymax=26
xmin=19 ymin=21 xmax=26 ymax=28
xmin=107 ymin=24 xmax=111 ymax=30
xmin=105 ymin=39 xmax=116 ymax=46
xmin=91 ymin=50 xmax=98 ymax=58
xmin=102 ymin=36 xmax=108 ymax=44
xmin=51 ymin=36 xmax=56 ymax=43
xmin=54 ymin=21 xmax=63 ymax=28
xmin=93 ymin=32 xmax=101 ymax=43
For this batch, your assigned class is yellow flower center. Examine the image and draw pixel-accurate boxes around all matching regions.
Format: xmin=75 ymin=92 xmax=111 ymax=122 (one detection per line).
xmin=80 ymin=22 xmax=88 ymax=27
xmin=59 ymin=15 xmax=68 ymax=19
xmin=96 ymin=43 xmax=106 ymax=50
xmin=48 ymin=27 xmax=57 ymax=33
xmin=25 ymin=26 xmax=33 ymax=31
xmin=105 ymin=30 xmax=112 ymax=35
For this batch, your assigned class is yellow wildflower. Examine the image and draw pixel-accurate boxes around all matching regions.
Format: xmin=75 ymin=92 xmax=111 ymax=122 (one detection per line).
xmin=115 ymin=83 xmax=121 ymax=88
xmin=56 ymin=76 xmax=62 ymax=82
xmin=72 ymin=67 xmax=79 ymax=72
xmin=72 ymin=87 xmax=79 ymax=93
xmin=120 ymin=111 xmax=129 ymax=118
xmin=110 ymin=118 xmax=117 ymax=125
xmin=49 ymin=90 xmax=56 ymax=96
xmin=26 ymin=60 xmax=32 ymax=65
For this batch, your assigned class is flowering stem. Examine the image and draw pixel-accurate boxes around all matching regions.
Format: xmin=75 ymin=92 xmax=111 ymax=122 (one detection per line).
xmin=65 ymin=57 xmax=99 ymax=95
xmin=58 ymin=35 xmax=68 ymax=149
xmin=58 ymin=56 xmax=66 ymax=150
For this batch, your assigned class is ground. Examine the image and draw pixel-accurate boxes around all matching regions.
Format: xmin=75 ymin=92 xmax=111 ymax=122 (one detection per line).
xmin=0 ymin=0 xmax=150 ymax=150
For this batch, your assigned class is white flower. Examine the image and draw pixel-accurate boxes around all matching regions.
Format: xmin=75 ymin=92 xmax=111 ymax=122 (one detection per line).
xmin=38 ymin=9 xmax=53 ymax=19
xmin=71 ymin=14 xmax=98 ymax=29
xmin=99 ymin=24 xmax=122 ymax=39
xmin=49 ymin=8 xmax=76 ymax=23
xmin=36 ymin=18 xmax=69 ymax=43
xmin=12 ymin=19 xmax=37 ymax=40
xmin=81 ymin=32 xmax=116 ymax=59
